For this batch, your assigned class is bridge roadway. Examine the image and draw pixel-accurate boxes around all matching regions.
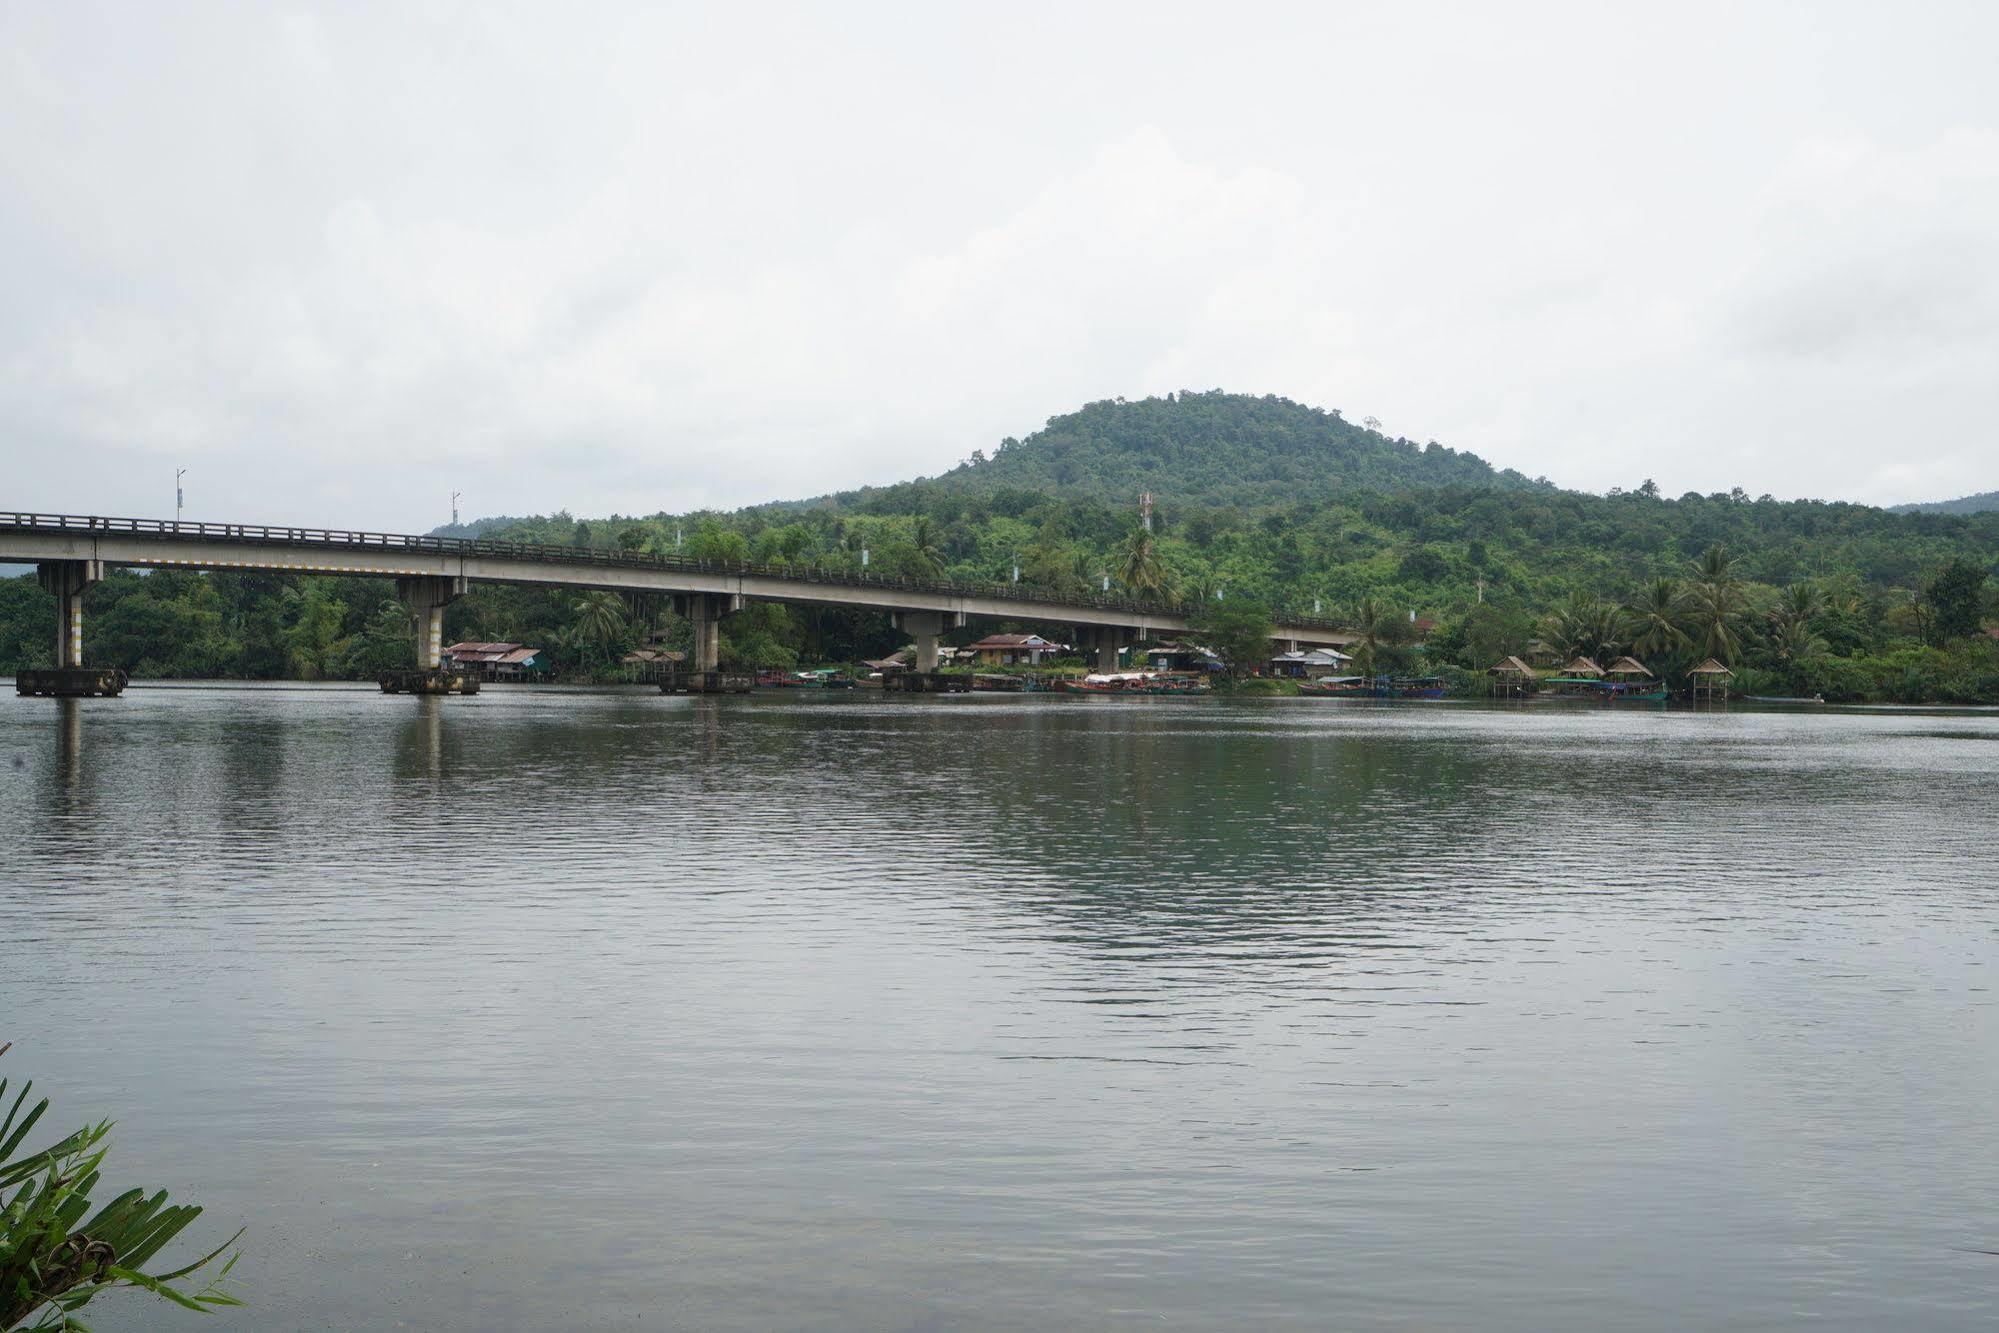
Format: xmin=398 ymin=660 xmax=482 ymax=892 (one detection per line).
xmin=2 ymin=512 xmax=1352 ymax=686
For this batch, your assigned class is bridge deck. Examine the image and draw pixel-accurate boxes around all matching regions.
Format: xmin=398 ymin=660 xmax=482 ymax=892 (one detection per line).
xmin=0 ymin=511 xmax=1352 ymax=643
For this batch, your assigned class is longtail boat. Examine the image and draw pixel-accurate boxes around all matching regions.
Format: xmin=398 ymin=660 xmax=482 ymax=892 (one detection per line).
xmin=1298 ymin=676 xmax=1371 ymax=697
xmin=1300 ymin=675 xmax=1444 ymax=699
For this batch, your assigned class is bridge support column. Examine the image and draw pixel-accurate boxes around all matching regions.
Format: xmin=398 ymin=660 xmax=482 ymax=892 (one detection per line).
xmin=902 ymin=611 xmax=944 ymax=672
xmin=677 ymin=593 xmax=743 ymax=673
xmin=1094 ymin=627 xmax=1127 ymax=674
xmin=18 ymin=561 xmax=125 ymax=697
xmin=893 ymin=610 xmax=963 ymax=674
xmin=396 ymin=575 xmax=469 ymax=669
xmin=39 ymin=560 xmax=101 ymax=669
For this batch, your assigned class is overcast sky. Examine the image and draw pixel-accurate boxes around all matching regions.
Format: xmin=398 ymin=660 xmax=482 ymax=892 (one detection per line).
xmin=3 ymin=2 xmax=1995 ymax=530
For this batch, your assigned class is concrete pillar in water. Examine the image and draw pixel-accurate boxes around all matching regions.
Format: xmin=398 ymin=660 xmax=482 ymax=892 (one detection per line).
xmin=900 ymin=611 xmax=944 ymax=672
xmin=37 ymin=560 xmax=102 ymax=669
xmin=690 ymin=598 xmax=719 ymax=672
xmin=396 ymin=575 xmax=469 ymax=669
xmin=678 ymin=593 xmax=743 ymax=673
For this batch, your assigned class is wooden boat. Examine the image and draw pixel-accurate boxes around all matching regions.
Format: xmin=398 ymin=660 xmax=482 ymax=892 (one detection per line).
xmin=1060 ymin=671 xmax=1150 ymax=694
xmin=1298 ymin=675 xmax=1372 ymax=697
xmin=1744 ymin=694 xmax=1827 ymax=704
xmin=1540 ymin=677 xmax=1667 ymax=703
xmin=972 ymin=673 xmax=1026 ymax=692
xmin=1299 ymin=675 xmax=1442 ymax=699
xmin=1132 ymin=672 xmax=1209 ymax=695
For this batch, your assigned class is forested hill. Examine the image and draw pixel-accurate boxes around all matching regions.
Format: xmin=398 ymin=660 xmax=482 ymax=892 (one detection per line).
xmin=803 ymin=392 xmax=1548 ymax=513
xmin=1892 ymin=490 xmax=1999 ymax=516
xmin=7 ymin=388 xmax=1999 ymax=701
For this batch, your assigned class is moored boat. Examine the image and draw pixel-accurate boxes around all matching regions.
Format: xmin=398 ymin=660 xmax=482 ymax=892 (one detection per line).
xmin=1060 ymin=671 xmax=1153 ymax=694
xmin=1298 ymin=675 xmax=1371 ymax=697
xmin=1299 ymin=675 xmax=1442 ymax=699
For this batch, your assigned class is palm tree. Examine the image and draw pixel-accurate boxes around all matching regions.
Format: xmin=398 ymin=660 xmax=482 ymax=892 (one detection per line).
xmin=1623 ymin=578 xmax=1688 ymax=661
xmin=1682 ymin=544 xmax=1751 ymax=663
xmin=1185 ymin=566 xmax=1223 ymax=606
xmin=908 ymin=517 xmax=945 ymax=578
xmin=1115 ymin=526 xmax=1168 ymax=598
xmin=1679 ymin=579 xmax=1750 ymax=663
xmin=1070 ymin=549 xmax=1103 ymax=596
xmin=1349 ymin=594 xmax=1388 ymax=677
xmin=1542 ymin=592 xmax=1622 ymax=662
xmin=1771 ymin=580 xmax=1826 ymax=629
xmin=1022 ymin=543 xmax=1085 ymax=596
xmin=1691 ymin=543 xmax=1740 ymax=591
xmin=570 ymin=590 xmax=629 ymax=664
xmin=1767 ymin=614 xmax=1828 ymax=685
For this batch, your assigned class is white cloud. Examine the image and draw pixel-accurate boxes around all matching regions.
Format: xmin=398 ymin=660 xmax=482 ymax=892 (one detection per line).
xmin=1 ymin=2 xmax=1996 ymax=525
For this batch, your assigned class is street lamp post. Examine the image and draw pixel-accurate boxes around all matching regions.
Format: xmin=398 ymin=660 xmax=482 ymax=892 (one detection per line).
xmin=175 ymin=468 xmax=186 ymax=524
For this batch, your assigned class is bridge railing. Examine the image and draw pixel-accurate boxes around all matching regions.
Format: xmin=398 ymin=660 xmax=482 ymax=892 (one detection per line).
xmin=0 ymin=510 xmax=1351 ymax=631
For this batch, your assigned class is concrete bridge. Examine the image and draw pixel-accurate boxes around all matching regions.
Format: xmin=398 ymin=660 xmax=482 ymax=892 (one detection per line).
xmin=2 ymin=511 xmax=1353 ymax=693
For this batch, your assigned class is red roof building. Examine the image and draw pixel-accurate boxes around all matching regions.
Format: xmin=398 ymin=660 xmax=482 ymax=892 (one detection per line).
xmin=966 ymin=633 xmax=1061 ymax=666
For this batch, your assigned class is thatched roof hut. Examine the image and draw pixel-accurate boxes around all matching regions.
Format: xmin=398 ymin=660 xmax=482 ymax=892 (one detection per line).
xmin=1689 ymin=657 xmax=1734 ymax=699
xmin=1488 ymin=654 xmax=1539 ymax=696
xmin=1523 ymin=639 xmax=1562 ymax=666
xmin=1605 ymin=656 xmax=1653 ymax=679
xmin=1561 ymin=656 xmax=1605 ymax=678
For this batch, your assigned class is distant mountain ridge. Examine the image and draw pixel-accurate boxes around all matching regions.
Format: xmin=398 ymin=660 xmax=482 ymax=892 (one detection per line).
xmin=1891 ymin=490 xmax=1999 ymax=517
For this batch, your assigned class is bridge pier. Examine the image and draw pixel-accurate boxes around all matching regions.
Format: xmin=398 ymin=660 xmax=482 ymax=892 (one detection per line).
xmin=677 ymin=592 xmax=743 ymax=673
xmin=381 ymin=575 xmax=474 ymax=694
xmin=43 ymin=560 xmax=98 ymax=669
xmin=17 ymin=561 xmax=125 ymax=697
xmin=397 ymin=574 xmax=468 ymax=669
xmin=893 ymin=609 xmax=965 ymax=674
xmin=1092 ymin=627 xmax=1129 ymax=674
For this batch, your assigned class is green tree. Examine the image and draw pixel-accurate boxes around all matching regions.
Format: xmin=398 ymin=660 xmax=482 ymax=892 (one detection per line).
xmin=1623 ymin=578 xmax=1688 ymax=662
xmin=1682 ymin=544 xmax=1752 ymax=663
xmin=1924 ymin=558 xmax=1988 ymax=644
xmin=1347 ymin=595 xmax=1390 ymax=677
xmin=907 ymin=517 xmax=945 ymax=579
xmin=281 ymin=583 xmax=349 ymax=680
xmin=1542 ymin=592 xmax=1622 ymax=662
xmin=569 ymin=591 xmax=630 ymax=666
xmin=1191 ymin=600 xmax=1275 ymax=680
xmin=1766 ymin=614 xmax=1829 ymax=688
xmin=1114 ymin=526 xmax=1168 ymax=598
xmin=348 ymin=599 xmax=416 ymax=676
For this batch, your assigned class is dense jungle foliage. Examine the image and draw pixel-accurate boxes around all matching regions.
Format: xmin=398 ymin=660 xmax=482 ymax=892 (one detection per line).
xmin=4 ymin=392 xmax=1996 ymax=700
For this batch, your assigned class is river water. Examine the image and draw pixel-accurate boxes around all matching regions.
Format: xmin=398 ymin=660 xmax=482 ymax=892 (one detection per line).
xmin=2 ymin=685 xmax=1997 ymax=1330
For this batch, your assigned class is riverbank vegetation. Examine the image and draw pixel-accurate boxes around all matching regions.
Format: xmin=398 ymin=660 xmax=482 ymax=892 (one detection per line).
xmin=3 ymin=394 xmax=1994 ymax=702
xmin=1 ymin=1045 xmax=241 ymax=1329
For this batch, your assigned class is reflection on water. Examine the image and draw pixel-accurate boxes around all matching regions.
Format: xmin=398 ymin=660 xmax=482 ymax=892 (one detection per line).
xmin=3 ymin=687 xmax=1999 ymax=1331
